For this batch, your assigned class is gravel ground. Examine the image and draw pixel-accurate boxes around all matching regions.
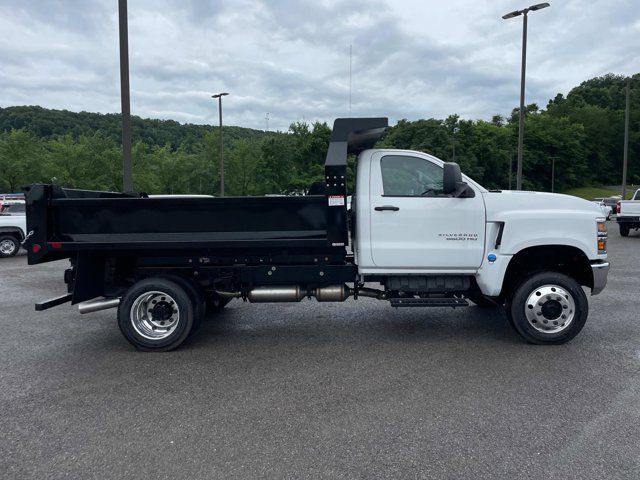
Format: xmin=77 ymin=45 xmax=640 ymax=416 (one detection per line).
xmin=1 ymin=221 xmax=639 ymax=479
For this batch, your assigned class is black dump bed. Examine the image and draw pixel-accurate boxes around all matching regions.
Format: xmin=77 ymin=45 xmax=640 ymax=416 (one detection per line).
xmin=25 ymin=118 xmax=388 ymax=265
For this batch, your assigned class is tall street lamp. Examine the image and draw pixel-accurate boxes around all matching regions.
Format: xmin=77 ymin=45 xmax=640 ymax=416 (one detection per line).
xmin=622 ymin=77 xmax=631 ymax=199
xmin=452 ymin=126 xmax=459 ymax=163
xmin=212 ymin=92 xmax=229 ymax=196
xmin=118 ymin=0 xmax=133 ymax=192
xmin=503 ymin=2 xmax=550 ymax=190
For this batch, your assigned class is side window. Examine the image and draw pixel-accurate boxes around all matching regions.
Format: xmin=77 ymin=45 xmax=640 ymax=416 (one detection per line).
xmin=381 ymin=155 xmax=443 ymax=197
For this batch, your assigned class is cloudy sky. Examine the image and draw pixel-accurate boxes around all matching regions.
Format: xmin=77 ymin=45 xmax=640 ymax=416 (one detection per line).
xmin=0 ymin=0 xmax=638 ymax=131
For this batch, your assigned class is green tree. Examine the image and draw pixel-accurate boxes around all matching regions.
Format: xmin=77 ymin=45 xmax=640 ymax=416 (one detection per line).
xmin=0 ymin=129 xmax=44 ymax=191
xmin=226 ymin=138 xmax=261 ymax=196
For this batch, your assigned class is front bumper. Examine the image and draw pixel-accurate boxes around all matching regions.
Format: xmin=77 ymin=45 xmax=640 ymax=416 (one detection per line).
xmin=590 ymin=261 xmax=610 ymax=295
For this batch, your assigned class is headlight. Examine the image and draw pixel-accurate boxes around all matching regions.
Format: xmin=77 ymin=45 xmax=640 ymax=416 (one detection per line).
xmin=597 ymin=219 xmax=607 ymax=254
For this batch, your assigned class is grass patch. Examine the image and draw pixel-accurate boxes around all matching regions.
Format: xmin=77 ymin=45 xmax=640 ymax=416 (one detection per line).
xmin=562 ymin=186 xmax=635 ymax=200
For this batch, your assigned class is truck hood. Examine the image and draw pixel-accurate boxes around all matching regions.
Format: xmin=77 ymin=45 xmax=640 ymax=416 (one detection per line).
xmin=482 ymin=190 xmax=602 ymax=221
xmin=481 ymin=191 xmax=604 ymax=259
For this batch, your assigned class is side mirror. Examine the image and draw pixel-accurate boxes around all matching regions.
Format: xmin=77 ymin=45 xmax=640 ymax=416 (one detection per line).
xmin=443 ymin=163 xmax=462 ymax=194
xmin=443 ymin=162 xmax=474 ymax=198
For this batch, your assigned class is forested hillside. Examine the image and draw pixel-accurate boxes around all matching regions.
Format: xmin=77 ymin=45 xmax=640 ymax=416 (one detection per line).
xmin=0 ymin=73 xmax=638 ymax=195
xmin=0 ymin=106 xmax=266 ymax=152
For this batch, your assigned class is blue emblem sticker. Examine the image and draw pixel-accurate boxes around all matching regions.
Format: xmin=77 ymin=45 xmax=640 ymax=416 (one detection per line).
xmin=487 ymin=253 xmax=497 ymax=263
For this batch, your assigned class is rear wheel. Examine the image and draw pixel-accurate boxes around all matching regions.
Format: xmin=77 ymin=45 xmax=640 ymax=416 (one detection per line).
xmin=620 ymin=224 xmax=630 ymax=237
xmin=118 ymin=277 xmax=195 ymax=351
xmin=0 ymin=235 xmax=19 ymax=258
xmin=506 ymin=272 xmax=588 ymax=345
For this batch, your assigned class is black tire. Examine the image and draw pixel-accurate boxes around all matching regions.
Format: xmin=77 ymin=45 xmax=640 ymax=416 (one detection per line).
xmin=620 ymin=224 xmax=630 ymax=237
xmin=506 ymin=272 xmax=588 ymax=345
xmin=118 ymin=277 xmax=195 ymax=351
xmin=466 ymin=291 xmax=500 ymax=308
xmin=0 ymin=235 xmax=20 ymax=258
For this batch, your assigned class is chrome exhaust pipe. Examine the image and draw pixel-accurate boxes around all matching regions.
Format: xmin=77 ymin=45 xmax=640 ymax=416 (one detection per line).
xmin=215 ymin=285 xmax=355 ymax=303
xmin=213 ymin=285 xmax=386 ymax=303
xmin=78 ymin=297 xmax=121 ymax=314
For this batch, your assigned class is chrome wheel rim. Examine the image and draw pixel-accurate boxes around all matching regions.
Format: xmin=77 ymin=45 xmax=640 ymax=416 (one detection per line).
xmin=130 ymin=291 xmax=180 ymax=340
xmin=525 ymin=284 xmax=575 ymax=334
xmin=0 ymin=239 xmax=16 ymax=255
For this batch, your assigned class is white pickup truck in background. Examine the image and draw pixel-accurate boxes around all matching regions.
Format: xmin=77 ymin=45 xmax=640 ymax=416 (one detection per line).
xmin=616 ymin=189 xmax=640 ymax=236
xmin=0 ymin=202 xmax=27 ymax=258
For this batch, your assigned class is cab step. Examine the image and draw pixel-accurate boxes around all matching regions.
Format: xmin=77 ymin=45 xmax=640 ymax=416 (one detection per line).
xmin=389 ymin=297 xmax=469 ymax=308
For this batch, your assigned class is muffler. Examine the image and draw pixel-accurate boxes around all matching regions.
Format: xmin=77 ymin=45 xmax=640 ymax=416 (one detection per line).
xmin=78 ymin=297 xmax=121 ymax=314
xmin=314 ymin=284 xmax=351 ymax=302
xmin=247 ymin=286 xmax=306 ymax=303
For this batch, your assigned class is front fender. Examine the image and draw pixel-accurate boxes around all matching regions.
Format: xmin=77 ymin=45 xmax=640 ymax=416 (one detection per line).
xmin=491 ymin=211 xmax=599 ymax=259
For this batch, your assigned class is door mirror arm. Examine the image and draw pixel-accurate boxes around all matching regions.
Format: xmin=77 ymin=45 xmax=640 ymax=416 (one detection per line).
xmin=449 ymin=182 xmax=475 ymax=198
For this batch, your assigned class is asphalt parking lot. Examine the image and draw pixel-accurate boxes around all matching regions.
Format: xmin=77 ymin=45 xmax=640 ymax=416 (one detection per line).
xmin=1 ymin=222 xmax=639 ymax=479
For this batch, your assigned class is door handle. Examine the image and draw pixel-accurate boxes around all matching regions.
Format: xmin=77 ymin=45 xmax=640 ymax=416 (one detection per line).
xmin=374 ymin=205 xmax=400 ymax=211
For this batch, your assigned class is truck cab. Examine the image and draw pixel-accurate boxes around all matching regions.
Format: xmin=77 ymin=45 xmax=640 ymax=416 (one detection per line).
xmin=354 ymin=148 xmax=608 ymax=296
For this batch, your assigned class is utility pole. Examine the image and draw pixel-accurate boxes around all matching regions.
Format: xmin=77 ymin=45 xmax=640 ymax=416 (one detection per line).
xmin=550 ymin=156 xmax=556 ymax=193
xmin=265 ymin=112 xmax=270 ymax=132
xmin=212 ymin=92 xmax=228 ymax=196
xmin=503 ymin=3 xmax=550 ymax=190
xmin=622 ymin=77 xmax=631 ymax=199
xmin=118 ymin=0 xmax=133 ymax=192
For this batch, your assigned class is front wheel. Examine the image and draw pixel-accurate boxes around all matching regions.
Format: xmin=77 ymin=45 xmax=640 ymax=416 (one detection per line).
xmin=0 ymin=235 xmax=19 ymax=258
xmin=118 ymin=277 xmax=195 ymax=351
xmin=506 ymin=272 xmax=588 ymax=345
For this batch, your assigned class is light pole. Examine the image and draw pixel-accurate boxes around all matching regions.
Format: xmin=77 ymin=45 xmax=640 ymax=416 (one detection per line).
xmin=503 ymin=2 xmax=550 ymax=190
xmin=212 ymin=92 xmax=228 ymax=196
xmin=118 ymin=0 xmax=133 ymax=192
xmin=452 ymin=126 xmax=459 ymax=163
xmin=265 ymin=112 xmax=270 ymax=132
xmin=509 ymin=153 xmax=514 ymax=189
xmin=622 ymin=77 xmax=631 ymax=199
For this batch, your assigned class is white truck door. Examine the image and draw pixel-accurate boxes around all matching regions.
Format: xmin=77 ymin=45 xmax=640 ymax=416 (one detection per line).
xmin=369 ymin=152 xmax=486 ymax=270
